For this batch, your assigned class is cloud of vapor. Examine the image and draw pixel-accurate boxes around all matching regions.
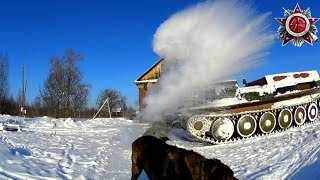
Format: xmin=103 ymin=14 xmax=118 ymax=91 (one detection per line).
xmin=140 ymin=0 xmax=275 ymax=122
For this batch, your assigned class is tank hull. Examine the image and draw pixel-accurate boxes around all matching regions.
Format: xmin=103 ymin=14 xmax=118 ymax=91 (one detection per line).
xmin=189 ymin=87 xmax=320 ymax=115
xmin=186 ymin=87 xmax=320 ymax=144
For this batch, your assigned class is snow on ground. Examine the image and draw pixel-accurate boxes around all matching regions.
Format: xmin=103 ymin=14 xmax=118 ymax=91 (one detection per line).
xmin=0 ymin=115 xmax=149 ymax=180
xmin=0 ymin=114 xmax=320 ymax=180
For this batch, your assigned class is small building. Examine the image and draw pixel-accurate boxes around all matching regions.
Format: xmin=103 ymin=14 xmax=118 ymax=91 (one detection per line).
xmin=134 ymin=58 xmax=164 ymax=110
xmin=112 ymin=107 xmax=123 ymax=117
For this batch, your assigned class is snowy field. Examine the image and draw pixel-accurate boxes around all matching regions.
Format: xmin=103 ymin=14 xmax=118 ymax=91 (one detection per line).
xmin=0 ymin=115 xmax=320 ymax=180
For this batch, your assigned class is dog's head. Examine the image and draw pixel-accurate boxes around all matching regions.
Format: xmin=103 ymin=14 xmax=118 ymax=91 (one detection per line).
xmin=205 ymin=159 xmax=238 ymax=180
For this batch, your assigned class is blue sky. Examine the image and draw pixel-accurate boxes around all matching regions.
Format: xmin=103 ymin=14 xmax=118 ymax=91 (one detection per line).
xmin=0 ymin=0 xmax=319 ymax=108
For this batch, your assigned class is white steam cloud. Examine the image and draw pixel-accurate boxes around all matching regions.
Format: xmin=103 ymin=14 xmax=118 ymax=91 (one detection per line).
xmin=140 ymin=0 xmax=275 ymax=122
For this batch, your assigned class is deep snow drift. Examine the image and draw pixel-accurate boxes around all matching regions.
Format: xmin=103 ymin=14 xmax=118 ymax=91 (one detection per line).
xmin=0 ymin=114 xmax=320 ymax=179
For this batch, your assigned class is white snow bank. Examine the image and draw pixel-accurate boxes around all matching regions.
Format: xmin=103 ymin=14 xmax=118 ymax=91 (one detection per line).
xmin=0 ymin=114 xmax=320 ymax=179
xmin=0 ymin=115 xmax=150 ymax=179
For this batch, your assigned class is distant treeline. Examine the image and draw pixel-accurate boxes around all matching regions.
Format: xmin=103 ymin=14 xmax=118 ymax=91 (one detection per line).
xmin=0 ymin=50 xmax=136 ymax=119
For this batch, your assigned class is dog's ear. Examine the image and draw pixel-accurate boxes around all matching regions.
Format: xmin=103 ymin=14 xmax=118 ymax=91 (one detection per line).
xmin=207 ymin=160 xmax=235 ymax=180
xmin=206 ymin=159 xmax=218 ymax=170
xmin=160 ymin=136 xmax=170 ymax=142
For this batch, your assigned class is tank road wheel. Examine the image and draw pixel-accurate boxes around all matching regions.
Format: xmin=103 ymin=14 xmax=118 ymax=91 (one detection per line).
xmin=307 ymin=103 xmax=318 ymax=121
xmin=259 ymin=112 xmax=276 ymax=134
xmin=278 ymin=109 xmax=293 ymax=129
xmin=236 ymin=115 xmax=257 ymax=138
xmin=211 ymin=118 xmax=234 ymax=141
xmin=187 ymin=115 xmax=210 ymax=137
xmin=294 ymin=106 xmax=306 ymax=125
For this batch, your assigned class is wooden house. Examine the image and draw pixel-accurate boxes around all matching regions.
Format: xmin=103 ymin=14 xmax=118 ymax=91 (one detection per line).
xmin=112 ymin=107 xmax=123 ymax=117
xmin=134 ymin=58 xmax=164 ymax=110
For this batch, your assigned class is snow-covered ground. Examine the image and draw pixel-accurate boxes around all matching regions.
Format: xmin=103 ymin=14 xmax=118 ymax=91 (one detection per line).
xmin=0 ymin=114 xmax=320 ymax=180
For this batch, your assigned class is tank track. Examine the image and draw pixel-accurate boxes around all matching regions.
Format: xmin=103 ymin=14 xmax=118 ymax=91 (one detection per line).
xmin=186 ymin=95 xmax=320 ymax=145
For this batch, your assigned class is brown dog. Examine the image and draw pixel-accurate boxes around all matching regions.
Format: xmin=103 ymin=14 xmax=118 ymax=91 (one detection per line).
xmin=131 ymin=136 xmax=237 ymax=180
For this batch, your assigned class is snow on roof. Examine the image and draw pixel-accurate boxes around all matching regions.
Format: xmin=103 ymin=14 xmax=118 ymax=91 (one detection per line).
xmin=265 ymin=70 xmax=319 ymax=88
xmin=112 ymin=108 xmax=122 ymax=113
xmin=238 ymin=85 xmax=276 ymax=95
xmin=134 ymin=79 xmax=158 ymax=84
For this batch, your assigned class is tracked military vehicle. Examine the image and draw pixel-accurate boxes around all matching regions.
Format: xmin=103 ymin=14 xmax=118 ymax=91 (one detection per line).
xmin=185 ymin=70 xmax=320 ymax=144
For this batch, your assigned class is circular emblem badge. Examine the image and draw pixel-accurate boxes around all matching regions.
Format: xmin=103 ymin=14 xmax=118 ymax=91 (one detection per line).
xmin=276 ymin=4 xmax=319 ymax=46
xmin=285 ymin=13 xmax=310 ymax=37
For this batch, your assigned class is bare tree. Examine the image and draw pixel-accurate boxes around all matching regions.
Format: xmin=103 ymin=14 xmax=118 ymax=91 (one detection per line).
xmin=125 ymin=106 xmax=137 ymax=120
xmin=28 ymin=96 xmax=43 ymax=117
xmin=95 ymin=89 xmax=126 ymax=118
xmin=40 ymin=49 xmax=90 ymax=118
xmin=0 ymin=53 xmax=9 ymax=114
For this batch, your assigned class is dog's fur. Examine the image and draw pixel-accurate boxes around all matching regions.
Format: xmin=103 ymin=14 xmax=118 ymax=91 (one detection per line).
xmin=131 ymin=136 xmax=237 ymax=180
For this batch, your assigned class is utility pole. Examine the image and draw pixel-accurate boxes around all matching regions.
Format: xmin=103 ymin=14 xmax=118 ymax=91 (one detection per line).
xmin=106 ymin=98 xmax=112 ymax=118
xmin=20 ymin=64 xmax=26 ymax=116
xmin=22 ymin=64 xmax=24 ymax=107
xmin=93 ymin=98 xmax=112 ymax=119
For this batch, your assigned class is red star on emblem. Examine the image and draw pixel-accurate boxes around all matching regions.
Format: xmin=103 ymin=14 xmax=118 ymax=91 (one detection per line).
xmin=276 ymin=4 xmax=319 ymax=46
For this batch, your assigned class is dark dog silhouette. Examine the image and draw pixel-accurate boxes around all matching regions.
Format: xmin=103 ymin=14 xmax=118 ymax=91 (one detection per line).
xmin=131 ymin=136 xmax=237 ymax=180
